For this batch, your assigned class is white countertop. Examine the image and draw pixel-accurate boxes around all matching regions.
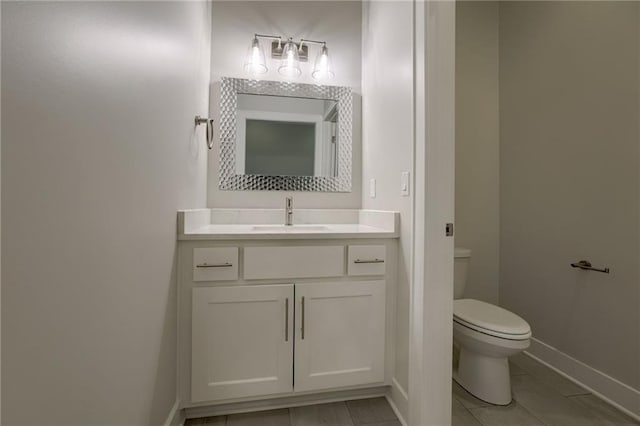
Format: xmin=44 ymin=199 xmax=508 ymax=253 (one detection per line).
xmin=178 ymin=209 xmax=399 ymax=240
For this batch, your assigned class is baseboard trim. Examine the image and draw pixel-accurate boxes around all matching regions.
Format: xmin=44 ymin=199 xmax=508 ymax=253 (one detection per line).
xmin=526 ymin=337 xmax=640 ymax=421
xmin=387 ymin=378 xmax=409 ymax=426
xmin=164 ymin=399 xmax=184 ymax=426
xmin=184 ymin=386 xmax=388 ymax=419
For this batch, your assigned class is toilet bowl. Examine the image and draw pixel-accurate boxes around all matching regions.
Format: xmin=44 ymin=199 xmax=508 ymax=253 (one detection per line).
xmin=453 ymin=298 xmax=531 ymax=405
xmin=453 ymin=249 xmax=531 ymax=405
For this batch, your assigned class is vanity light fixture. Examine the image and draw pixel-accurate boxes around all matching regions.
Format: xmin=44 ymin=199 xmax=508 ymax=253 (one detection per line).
xmin=244 ymin=34 xmax=334 ymax=80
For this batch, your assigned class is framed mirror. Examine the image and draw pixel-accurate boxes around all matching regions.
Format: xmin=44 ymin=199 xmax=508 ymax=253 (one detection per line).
xmin=219 ymin=77 xmax=352 ymax=192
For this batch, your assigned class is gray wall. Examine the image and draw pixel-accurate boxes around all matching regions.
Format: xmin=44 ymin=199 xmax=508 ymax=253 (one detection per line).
xmin=455 ymin=1 xmax=500 ymax=304
xmin=499 ymin=1 xmax=639 ymax=390
xmin=1 ymin=2 xmax=210 ymax=423
xmin=208 ymin=1 xmax=362 ymax=208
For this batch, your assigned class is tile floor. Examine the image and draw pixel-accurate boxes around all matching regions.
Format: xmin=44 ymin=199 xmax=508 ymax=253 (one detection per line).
xmin=185 ymin=397 xmax=401 ymax=426
xmin=186 ymin=354 xmax=639 ymax=426
xmin=452 ymin=353 xmax=639 ymax=426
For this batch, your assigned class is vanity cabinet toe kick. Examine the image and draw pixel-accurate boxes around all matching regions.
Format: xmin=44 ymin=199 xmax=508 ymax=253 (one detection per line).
xmin=178 ymin=239 xmax=397 ymax=410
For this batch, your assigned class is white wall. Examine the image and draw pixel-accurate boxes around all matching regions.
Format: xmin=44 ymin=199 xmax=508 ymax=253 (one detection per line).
xmin=499 ymin=1 xmax=640 ymax=390
xmin=207 ymin=1 xmax=362 ymax=208
xmin=455 ymin=1 xmax=500 ymax=304
xmin=1 ymin=2 xmax=210 ymax=424
xmin=361 ymin=0 xmax=413 ymax=401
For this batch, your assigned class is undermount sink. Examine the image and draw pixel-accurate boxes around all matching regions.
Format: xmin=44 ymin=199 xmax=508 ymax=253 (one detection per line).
xmin=251 ymin=224 xmax=331 ymax=232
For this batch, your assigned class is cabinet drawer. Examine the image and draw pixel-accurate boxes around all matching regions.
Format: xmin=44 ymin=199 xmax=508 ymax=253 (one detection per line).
xmin=244 ymin=246 xmax=344 ymax=280
xmin=348 ymin=245 xmax=386 ymax=276
xmin=193 ymin=247 xmax=238 ymax=282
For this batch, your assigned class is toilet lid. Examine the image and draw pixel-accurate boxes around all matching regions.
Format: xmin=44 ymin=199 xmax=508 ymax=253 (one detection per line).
xmin=454 ymin=299 xmax=531 ymax=340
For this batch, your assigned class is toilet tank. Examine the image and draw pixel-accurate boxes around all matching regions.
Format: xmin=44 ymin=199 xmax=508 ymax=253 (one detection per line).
xmin=454 ymin=248 xmax=471 ymax=299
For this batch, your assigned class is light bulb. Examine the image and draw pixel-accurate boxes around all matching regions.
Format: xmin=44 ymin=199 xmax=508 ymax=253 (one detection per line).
xmin=244 ymin=36 xmax=267 ymax=75
xmin=278 ymin=38 xmax=301 ymax=78
xmin=312 ymin=45 xmax=334 ymax=80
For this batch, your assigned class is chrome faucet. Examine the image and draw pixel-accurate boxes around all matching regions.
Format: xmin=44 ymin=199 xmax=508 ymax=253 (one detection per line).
xmin=285 ymin=196 xmax=293 ymax=226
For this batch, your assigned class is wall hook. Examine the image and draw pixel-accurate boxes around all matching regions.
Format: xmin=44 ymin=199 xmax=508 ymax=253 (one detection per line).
xmin=195 ymin=115 xmax=214 ymax=150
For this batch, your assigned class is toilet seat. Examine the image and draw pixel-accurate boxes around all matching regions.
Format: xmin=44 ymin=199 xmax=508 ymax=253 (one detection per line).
xmin=454 ymin=299 xmax=531 ymax=341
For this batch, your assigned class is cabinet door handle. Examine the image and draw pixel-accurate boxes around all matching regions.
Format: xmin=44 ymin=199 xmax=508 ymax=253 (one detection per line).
xmin=301 ymin=296 xmax=305 ymax=340
xmin=354 ymin=258 xmax=385 ymax=264
xmin=285 ymin=298 xmax=289 ymax=342
xmin=195 ymin=262 xmax=233 ymax=268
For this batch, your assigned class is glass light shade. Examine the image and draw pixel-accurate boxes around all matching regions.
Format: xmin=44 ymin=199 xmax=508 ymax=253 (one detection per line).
xmin=243 ymin=37 xmax=267 ymax=75
xmin=311 ymin=45 xmax=334 ymax=80
xmin=278 ymin=39 xmax=302 ymax=78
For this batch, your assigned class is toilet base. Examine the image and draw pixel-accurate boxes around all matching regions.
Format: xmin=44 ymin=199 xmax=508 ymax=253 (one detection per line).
xmin=453 ymin=347 xmax=512 ymax=405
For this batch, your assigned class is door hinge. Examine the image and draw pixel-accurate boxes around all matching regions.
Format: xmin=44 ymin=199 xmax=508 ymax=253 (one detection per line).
xmin=445 ymin=223 xmax=454 ymax=237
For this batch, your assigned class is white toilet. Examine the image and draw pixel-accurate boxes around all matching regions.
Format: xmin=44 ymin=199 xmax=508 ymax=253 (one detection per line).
xmin=453 ymin=248 xmax=531 ymax=405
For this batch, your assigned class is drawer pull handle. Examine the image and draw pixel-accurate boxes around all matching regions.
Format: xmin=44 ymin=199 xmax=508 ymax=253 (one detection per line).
xmin=354 ymin=258 xmax=385 ymax=264
xmin=301 ymin=296 xmax=305 ymax=340
xmin=196 ymin=262 xmax=233 ymax=268
xmin=285 ymin=298 xmax=289 ymax=342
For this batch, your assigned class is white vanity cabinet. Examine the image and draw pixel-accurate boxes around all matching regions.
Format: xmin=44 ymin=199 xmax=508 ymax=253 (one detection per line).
xmin=191 ymin=285 xmax=294 ymax=402
xmin=177 ymin=236 xmax=398 ymax=413
xmin=294 ymin=280 xmax=386 ymax=392
xmin=191 ymin=279 xmax=386 ymax=402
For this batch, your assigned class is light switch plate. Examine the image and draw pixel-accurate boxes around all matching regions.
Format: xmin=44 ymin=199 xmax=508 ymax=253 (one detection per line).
xmin=370 ymin=178 xmax=376 ymax=198
xmin=401 ymin=171 xmax=410 ymax=196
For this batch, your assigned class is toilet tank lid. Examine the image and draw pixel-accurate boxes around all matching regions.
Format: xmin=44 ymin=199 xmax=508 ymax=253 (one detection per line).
xmin=455 ymin=248 xmax=471 ymax=258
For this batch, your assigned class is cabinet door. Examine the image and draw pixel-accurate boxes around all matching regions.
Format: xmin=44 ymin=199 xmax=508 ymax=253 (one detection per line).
xmin=192 ymin=285 xmax=294 ymax=402
xmin=294 ymin=280 xmax=385 ymax=392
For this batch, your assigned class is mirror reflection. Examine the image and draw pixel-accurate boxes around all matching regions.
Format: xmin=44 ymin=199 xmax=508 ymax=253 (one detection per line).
xmin=236 ymin=94 xmax=339 ymax=177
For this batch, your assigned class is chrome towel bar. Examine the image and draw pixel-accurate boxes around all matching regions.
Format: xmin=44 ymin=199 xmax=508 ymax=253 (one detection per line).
xmin=571 ymin=260 xmax=610 ymax=274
